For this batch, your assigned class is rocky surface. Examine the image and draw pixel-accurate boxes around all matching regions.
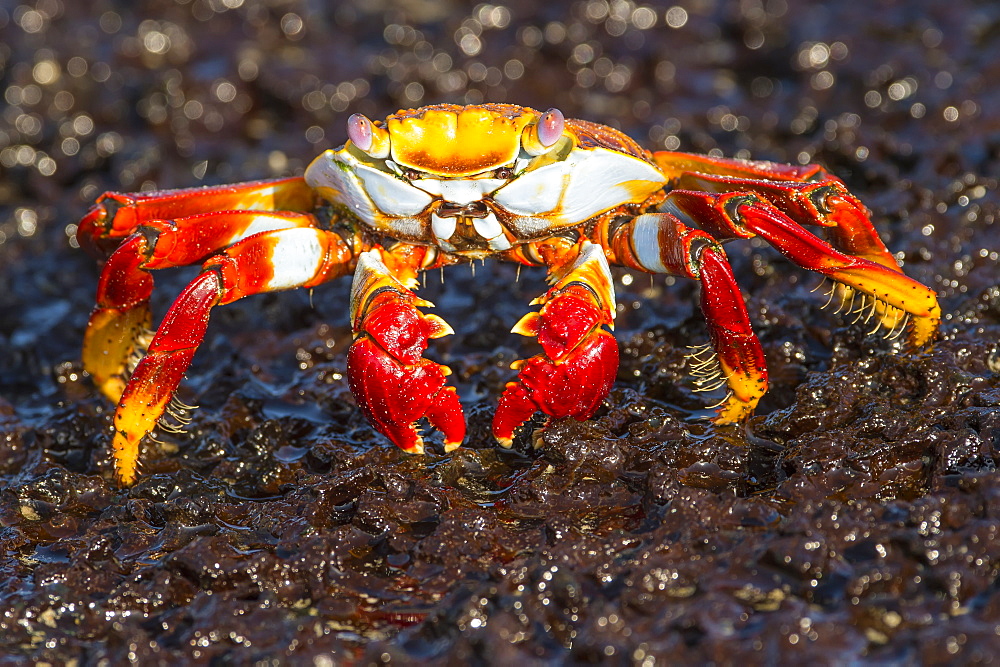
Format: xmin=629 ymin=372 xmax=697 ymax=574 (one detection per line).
xmin=1 ymin=0 xmax=998 ymax=663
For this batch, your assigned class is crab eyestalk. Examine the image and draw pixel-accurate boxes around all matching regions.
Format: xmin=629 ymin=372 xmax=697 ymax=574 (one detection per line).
xmin=521 ymin=108 xmax=566 ymax=156
xmin=347 ymin=113 xmax=391 ymax=159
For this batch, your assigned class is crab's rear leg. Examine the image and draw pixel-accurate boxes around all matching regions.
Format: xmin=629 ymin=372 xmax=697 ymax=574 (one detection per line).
xmin=653 ymin=153 xmax=941 ymax=342
xmin=347 ymin=247 xmax=465 ymax=454
xmin=111 ymin=227 xmax=355 ymax=486
xmin=664 ymin=189 xmax=941 ymax=348
xmin=607 ymin=214 xmax=768 ymax=423
xmin=493 ymin=240 xmax=620 ymax=445
xmin=83 ymin=210 xmax=320 ymax=403
xmin=652 ymin=152 xmax=902 ymax=270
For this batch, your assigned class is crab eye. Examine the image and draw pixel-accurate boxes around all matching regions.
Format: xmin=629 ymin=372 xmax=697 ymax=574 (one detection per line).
xmin=536 ymin=108 xmax=565 ymax=148
xmin=404 ymin=168 xmax=422 ymax=180
xmin=521 ymin=107 xmax=566 ymax=156
xmin=346 ymin=113 xmax=390 ymax=158
xmin=494 ymin=166 xmax=514 ymax=179
xmin=347 ymin=114 xmax=372 ymax=151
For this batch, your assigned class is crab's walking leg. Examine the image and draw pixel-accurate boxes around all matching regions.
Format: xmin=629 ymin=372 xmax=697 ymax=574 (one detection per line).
xmin=84 ymin=234 xmax=154 ymax=401
xmin=82 ymin=211 xmax=320 ymax=403
xmin=347 ymin=247 xmax=464 ymax=454
xmin=79 ymin=177 xmax=319 ymax=400
xmin=493 ymin=240 xmax=619 ymax=446
xmin=607 ymin=214 xmax=768 ymax=423
xmin=662 ymin=188 xmax=941 ymax=348
xmin=652 ymin=153 xmax=901 ymax=270
xmin=78 ymin=177 xmax=316 ymax=256
xmin=112 ymin=227 xmax=355 ymax=486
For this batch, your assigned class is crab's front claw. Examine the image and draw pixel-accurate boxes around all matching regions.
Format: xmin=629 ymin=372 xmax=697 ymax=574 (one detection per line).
xmin=493 ymin=241 xmax=619 ymax=446
xmin=347 ymin=249 xmax=465 ymax=453
xmin=493 ymin=319 xmax=619 ymax=446
xmin=348 ymin=337 xmax=464 ymax=453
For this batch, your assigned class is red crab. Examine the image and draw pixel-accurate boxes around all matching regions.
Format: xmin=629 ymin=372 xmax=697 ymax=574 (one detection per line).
xmin=78 ymin=103 xmax=941 ymax=486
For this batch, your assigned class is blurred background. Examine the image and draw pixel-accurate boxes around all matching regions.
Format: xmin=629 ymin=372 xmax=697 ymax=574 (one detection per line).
xmin=1 ymin=0 xmax=999 ymax=663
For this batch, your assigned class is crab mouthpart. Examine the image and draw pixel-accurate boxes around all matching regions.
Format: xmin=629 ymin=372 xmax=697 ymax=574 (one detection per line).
xmin=431 ymin=213 xmax=457 ymax=243
xmin=437 ymin=201 xmax=490 ymax=219
xmin=432 ymin=207 xmax=511 ymax=253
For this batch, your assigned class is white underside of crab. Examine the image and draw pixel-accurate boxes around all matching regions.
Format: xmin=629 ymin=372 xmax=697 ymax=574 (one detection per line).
xmin=303 ymin=144 xmax=666 ymax=251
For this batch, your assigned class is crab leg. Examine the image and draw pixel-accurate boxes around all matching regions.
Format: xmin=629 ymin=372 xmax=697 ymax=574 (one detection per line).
xmin=662 ymin=189 xmax=941 ymax=348
xmin=111 ymin=227 xmax=355 ymax=486
xmin=78 ymin=177 xmax=317 ymax=256
xmin=347 ymin=247 xmax=464 ymax=454
xmin=83 ymin=210 xmax=320 ymax=403
xmin=652 ymin=152 xmax=901 ymax=270
xmin=493 ymin=240 xmax=620 ymax=445
xmin=607 ymin=213 xmax=768 ymax=423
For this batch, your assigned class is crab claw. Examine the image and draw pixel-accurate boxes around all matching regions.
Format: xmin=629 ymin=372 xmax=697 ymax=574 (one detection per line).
xmin=347 ymin=249 xmax=465 ymax=453
xmin=493 ymin=241 xmax=619 ymax=446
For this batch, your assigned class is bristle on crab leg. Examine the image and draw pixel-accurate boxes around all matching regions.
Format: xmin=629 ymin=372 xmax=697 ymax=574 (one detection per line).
xmin=887 ymin=312 xmax=909 ymax=340
xmin=819 ymin=278 xmax=909 ymax=338
xmin=810 ymin=277 xmax=829 ymax=294
xmin=684 ymin=342 xmax=716 ymax=362
xmin=849 ymin=294 xmax=870 ymax=324
xmin=704 ymin=390 xmax=736 ymax=410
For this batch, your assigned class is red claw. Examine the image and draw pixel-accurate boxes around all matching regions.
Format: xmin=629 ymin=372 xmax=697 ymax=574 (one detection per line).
xmin=493 ymin=325 xmax=618 ymax=446
xmin=493 ymin=241 xmax=618 ymax=446
xmin=347 ymin=249 xmax=465 ymax=453
xmin=348 ymin=337 xmax=464 ymax=453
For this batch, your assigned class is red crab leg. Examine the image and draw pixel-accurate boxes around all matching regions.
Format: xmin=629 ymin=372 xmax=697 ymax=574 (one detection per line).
xmin=347 ymin=246 xmax=464 ymax=454
xmin=606 ymin=214 xmax=768 ymax=423
xmin=111 ymin=227 xmax=356 ymax=486
xmin=83 ymin=210 xmax=319 ymax=403
xmin=493 ymin=240 xmax=619 ymax=446
xmin=663 ymin=189 xmax=941 ymax=348
xmin=652 ymin=152 xmax=901 ymax=270
xmin=78 ymin=177 xmax=317 ymax=257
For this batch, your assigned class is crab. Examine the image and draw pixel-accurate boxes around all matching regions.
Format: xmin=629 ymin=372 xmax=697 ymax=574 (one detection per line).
xmin=78 ymin=103 xmax=941 ymax=486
